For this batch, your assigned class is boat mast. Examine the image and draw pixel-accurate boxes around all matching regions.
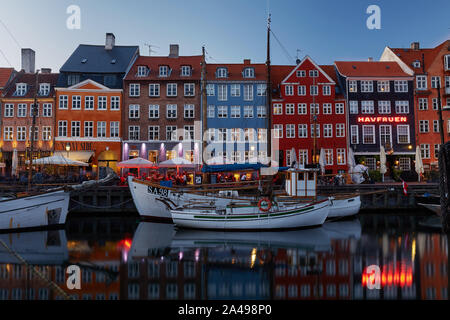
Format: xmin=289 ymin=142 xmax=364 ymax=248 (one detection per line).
xmin=266 ymin=14 xmax=272 ymax=162
xmin=27 ymin=70 xmax=39 ymax=191
xmin=312 ymin=76 xmax=317 ymax=165
xmin=201 ymin=46 xmax=207 ymax=167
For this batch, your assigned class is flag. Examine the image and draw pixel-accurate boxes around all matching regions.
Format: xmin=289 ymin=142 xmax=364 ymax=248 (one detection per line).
xmin=402 ymin=181 xmax=408 ymax=196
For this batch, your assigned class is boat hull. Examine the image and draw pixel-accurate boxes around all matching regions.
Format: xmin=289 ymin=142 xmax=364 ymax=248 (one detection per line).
xmin=327 ymin=195 xmax=361 ymax=218
xmin=0 ymin=190 xmax=70 ymax=232
xmin=171 ymin=200 xmax=330 ymax=231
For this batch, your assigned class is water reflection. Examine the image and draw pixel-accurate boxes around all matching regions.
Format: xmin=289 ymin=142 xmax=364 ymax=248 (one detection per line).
xmin=0 ymin=214 xmax=447 ymax=300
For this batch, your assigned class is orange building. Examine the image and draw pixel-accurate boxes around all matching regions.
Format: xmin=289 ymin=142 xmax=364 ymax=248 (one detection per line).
xmin=55 ymin=80 xmax=122 ymax=174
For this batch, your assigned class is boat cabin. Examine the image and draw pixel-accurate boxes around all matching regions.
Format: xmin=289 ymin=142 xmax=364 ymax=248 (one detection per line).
xmin=284 ymin=169 xmax=318 ymax=198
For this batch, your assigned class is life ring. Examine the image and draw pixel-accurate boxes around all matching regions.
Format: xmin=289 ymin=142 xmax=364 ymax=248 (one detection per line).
xmin=258 ymin=198 xmax=272 ymax=212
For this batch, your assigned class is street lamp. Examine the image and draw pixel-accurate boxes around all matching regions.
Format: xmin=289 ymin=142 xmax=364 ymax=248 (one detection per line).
xmin=65 ymin=143 xmax=71 ymax=158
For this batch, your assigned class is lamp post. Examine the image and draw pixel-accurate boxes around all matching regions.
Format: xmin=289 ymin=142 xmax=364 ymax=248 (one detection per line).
xmin=65 ymin=143 xmax=71 ymax=158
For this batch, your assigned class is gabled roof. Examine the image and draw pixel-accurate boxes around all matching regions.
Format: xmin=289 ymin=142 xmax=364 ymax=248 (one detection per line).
xmin=56 ymin=79 xmax=121 ymax=91
xmin=281 ymin=56 xmax=335 ymax=84
xmin=334 ymin=61 xmax=411 ymax=78
xmin=0 ymin=68 xmax=15 ymax=89
xmin=3 ymin=71 xmax=59 ymax=99
xmin=60 ymin=44 xmax=139 ymax=74
xmin=125 ymin=55 xmax=203 ymax=81
xmin=206 ymin=61 xmax=267 ymax=81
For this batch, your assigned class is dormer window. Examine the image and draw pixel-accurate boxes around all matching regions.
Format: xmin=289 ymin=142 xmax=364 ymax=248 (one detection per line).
xmin=216 ymin=67 xmax=228 ymax=78
xmin=181 ymin=66 xmax=191 ymax=76
xmin=39 ymin=83 xmax=50 ymax=96
xmin=159 ymin=66 xmax=169 ymax=77
xmin=412 ymin=61 xmax=421 ymax=68
xmin=137 ymin=66 xmax=149 ymax=77
xmin=243 ymin=68 xmax=254 ymax=78
xmin=15 ymin=83 xmax=27 ymax=96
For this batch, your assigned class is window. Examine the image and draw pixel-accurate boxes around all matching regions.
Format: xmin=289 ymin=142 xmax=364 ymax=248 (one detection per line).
xmin=362 ymin=125 xmax=375 ymax=144
xmin=378 ymin=101 xmax=391 ymax=114
xmin=286 ymin=103 xmax=295 ymax=115
xmin=296 ymin=70 xmax=306 ymax=77
xmin=184 ymin=125 xmax=194 ymax=140
xmin=71 ymin=121 xmax=81 ymax=137
xmin=361 ymin=101 xmax=374 ymax=114
xmin=217 ymin=85 xmax=227 ymax=101
xmin=149 ymin=84 xmax=160 ymax=97
xmin=361 ymin=81 xmax=373 ymax=92
xmin=129 ymin=84 xmax=140 ymax=97
xmin=67 ymin=74 xmax=80 ymax=86
xmin=167 ymin=83 xmax=177 ymax=97
xmin=147 ymin=126 xmax=159 ymax=141
xmin=206 ymin=84 xmax=215 ymax=96
xmin=4 ymin=104 xmax=14 ymax=117
xmin=159 ymin=66 xmax=169 ymax=77
xmin=311 ymin=124 xmax=320 ymax=138
xmin=98 ymin=96 xmax=107 ymax=110
xmin=207 ymin=105 xmax=215 ymax=118
xmin=97 ymin=121 xmax=106 ymax=138
xmin=336 ymin=123 xmax=345 ymax=137
xmin=184 ymin=104 xmax=194 ymax=118
xmin=84 ymin=121 xmax=93 ymax=137
xmin=257 ymin=84 xmax=266 ymax=96
xmin=15 ymin=83 xmax=27 ymax=96
xmin=218 ymin=128 xmax=227 ymax=141
xmin=364 ymin=158 xmax=375 ymax=170
xmin=42 ymin=127 xmax=51 ymax=141
xmin=286 ymin=124 xmax=295 ymax=138
xmin=17 ymin=126 xmax=26 ymax=141
xmin=298 ymin=150 xmax=308 ymax=165
xmin=230 ymin=106 xmax=241 ymax=118
xmin=243 ymin=68 xmax=254 ymax=78
xmin=324 ymin=124 xmax=333 ymax=138
xmin=297 ymin=85 xmax=306 ymax=96
xmin=244 ymin=128 xmax=255 ymax=142
xmin=167 ymin=104 xmax=177 ymax=118
xmin=350 ymin=126 xmax=359 ymax=144
xmin=419 ymin=120 xmax=429 ymax=133
xmin=310 ymin=104 xmax=319 ymax=115
xmin=420 ymin=144 xmax=430 ymax=159
xmin=58 ymin=121 xmax=67 ymax=137
xmin=337 ymin=149 xmax=346 ymax=165
xmin=244 ymin=84 xmax=253 ymax=101
xmin=419 ymin=98 xmax=428 ymax=110
xmin=231 ymin=128 xmax=241 ymax=142
xmin=379 ymin=125 xmax=392 ymax=148
xmin=325 ymin=149 xmax=333 ymax=165
xmin=323 ymin=85 xmax=331 ymax=95
xmin=72 ymin=96 xmax=81 ymax=109
xmin=397 ymin=125 xmax=410 ymax=144
xmin=349 ymin=101 xmax=358 ymax=114
xmin=110 ymin=122 xmax=119 ymax=137
xmin=257 ymin=106 xmax=266 ymax=118
xmin=394 ymin=80 xmax=408 ymax=92
xmin=29 ymin=127 xmax=38 ymax=141
xmin=59 ymin=95 xmax=68 ymax=109
xmin=445 ymin=55 xmax=450 ymax=70
xmin=435 ymin=144 xmax=441 ymax=159
xmin=129 ymin=105 xmax=140 ymax=119
xmin=323 ymin=103 xmax=332 ymax=114
xmin=335 ymin=103 xmax=344 ymax=114
xmin=377 ymin=81 xmax=390 ymax=92
xmin=148 ymin=105 xmax=159 ymax=119
xmin=18 ymin=104 xmax=27 ymax=117
xmin=416 ymin=76 xmax=427 ymax=90
xmin=3 ymin=126 xmax=13 ymax=140
xmin=309 ymin=70 xmax=319 ymax=77
xmin=273 ymin=124 xmax=283 ymax=138
xmin=432 ymin=98 xmax=438 ymax=110
xmin=310 ymin=85 xmax=318 ymax=96
xmin=273 ymin=103 xmax=283 ymax=115
xmin=395 ymin=101 xmax=409 ymax=114
xmin=166 ymin=126 xmax=177 ymax=141
xmin=217 ymin=106 xmax=227 ymax=118
xmin=181 ymin=65 xmax=191 ymax=76
xmin=298 ymin=124 xmax=308 ymax=138
xmin=399 ymin=158 xmax=411 ymax=171
xmin=297 ymin=103 xmax=307 ymax=115
xmin=433 ymin=120 xmax=440 ymax=133
xmin=85 ymin=96 xmax=94 ymax=110
xmin=285 ymin=85 xmax=294 ymax=96
xmin=431 ymin=76 xmax=441 ymax=88
xmin=348 ymin=80 xmax=357 ymax=92
xmin=129 ymin=126 xmax=140 ymax=140
xmin=30 ymin=104 xmax=39 ymax=117
xmin=216 ymin=67 xmax=227 ymax=78
xmin=230 ymin=84 xmax=240 ymax=97
xmin=137 ymin=66 xmax=149 ymax=77
xmin=243 ymin=106 xmax=253 ymax=118
xmin=413 ymin=61 xmax=421 ymax=68
xmin=184 ymin=83 xmax=195 ymax=96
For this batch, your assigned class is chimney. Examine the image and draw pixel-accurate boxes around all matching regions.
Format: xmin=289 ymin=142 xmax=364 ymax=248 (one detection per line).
xmin=243 ymin=59 xmax=251 ymax=65
xmin=411 ymin=42 xmax=420 ymax=50
xmin=296 ymin=58 xmax=301 ymax=65
xmin=368 ymin=57 xmax=373 ymax=62
xmin=21 ymin=48 xmax=35 ymax=73
xmin=169 ymin=44 xmax=179 ymax=58
xmin=41 ymin=68 xmax=51 ymax=74
xmin=105 ymin=33 xmax=115 ymax=50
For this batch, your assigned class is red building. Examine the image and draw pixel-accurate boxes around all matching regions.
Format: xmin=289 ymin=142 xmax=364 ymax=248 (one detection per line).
xmin=271 ymin=56 xmax=348 ymax=174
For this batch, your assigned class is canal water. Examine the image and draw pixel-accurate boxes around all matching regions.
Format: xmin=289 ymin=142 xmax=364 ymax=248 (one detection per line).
xmin=0 ymin=212 xmax=447 ymax=300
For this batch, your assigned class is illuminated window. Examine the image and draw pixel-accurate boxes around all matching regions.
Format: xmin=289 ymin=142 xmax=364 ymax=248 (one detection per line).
xmin=336 ymin=123 xmax=345 ymax=137
xmin=377 ymin=81 xmax=390 ymax=92
xmin=348 ymin=81 xmax=357 ymax=92
xmin=399 ymin=158 xmax=411 ymax=171
xmin=324 ymin=149 xmax=333 ymax=165
xmin=350 ymin=125 xmax=359 ymax=144
xmin=397 ymin=125 xmax=410 ymax=144
xmin=362 ymin=125 xmax=375 ymax=144
xmin=273 ymin=103 xmax=283 ymax=115
xmin=337 ymin=149 xmax=346 ymax=165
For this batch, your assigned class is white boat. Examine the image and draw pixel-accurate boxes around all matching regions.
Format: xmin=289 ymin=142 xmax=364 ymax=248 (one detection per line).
xmin=327 ymin=195 xmax=361 ymax=219
xmin=170 ymin=198 xmax=330 ymax=230
xmin=417 ymin=203 xmax=441 ymax=216
xmin=0 ymin=189 xmax=70 ymax=232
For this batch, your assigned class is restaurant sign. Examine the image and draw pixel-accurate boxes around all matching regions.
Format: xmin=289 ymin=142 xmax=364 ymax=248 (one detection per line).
xmin=357 ymin=116 xmax=407 ymax=123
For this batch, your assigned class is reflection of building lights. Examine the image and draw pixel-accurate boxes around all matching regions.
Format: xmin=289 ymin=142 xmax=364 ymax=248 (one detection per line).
xmin=250 ymin=248 xmax=257 ymax=268
xmin=412 ymin=238 xmax=416 ymax=261
xmin=195 ymin=249 xmax=200 ymax=262
xmin=179 ymin=251 xmax=184 ymax=261
xmin=362 ymin=264 xmax=413 ymax=288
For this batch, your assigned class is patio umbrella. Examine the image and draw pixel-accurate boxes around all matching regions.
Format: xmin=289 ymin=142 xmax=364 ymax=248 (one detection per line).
xmin=347 ymin=148 xmax=356 ymax=183
xmin=11 ymin=149 xmax=18 ymax=177
xmin=117 ymin=157 xmax=156 ymax=177
xmin=29 ymin=154 xmax=89 ymax=166
xmin=290 ymin=148 xmax=297 ymax=168
xmin=318 ymin=148 xmax=325 ymax=175
xmin=159 ymin=157 xmax=194 ymax=174
xmin=380 ymin=145 xmax=387 ymax=182
xmin=415 ymin=146 xmax=424 ymax=182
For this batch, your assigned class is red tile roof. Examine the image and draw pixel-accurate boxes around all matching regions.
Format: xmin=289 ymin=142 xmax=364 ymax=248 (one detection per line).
xmin=0 ymin=68 xmax=15 ymax=89
xmin=3 ymin=72 xmax=59 ymax=99
xmin=334 ymin=61 xmax=410 ymax=78
xmin=125 ymin=55 xmax=203 ymax=81
xmin=206 ymin=62 xmax=267 ymax=81
xmin=320 ymin=65 xmax=338 ymax=83
xmin=270 ymin=65 xmax=294 ymax=99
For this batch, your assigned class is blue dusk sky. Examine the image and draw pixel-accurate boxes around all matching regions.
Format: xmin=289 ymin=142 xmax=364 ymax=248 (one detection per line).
xmin=0 ymin=0 xmax=449 ymax=71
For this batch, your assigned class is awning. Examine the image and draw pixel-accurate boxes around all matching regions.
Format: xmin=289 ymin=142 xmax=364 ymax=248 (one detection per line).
xmin=54 ymin=151 xmax=94 ymax=163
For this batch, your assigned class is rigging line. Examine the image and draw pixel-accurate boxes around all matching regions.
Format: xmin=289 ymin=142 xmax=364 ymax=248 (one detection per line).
xmin=270 ymin=29 xmax=295 ymax=64
xmin=0 ymin=48 xmax=12 ymax=67
xmin=0 ymin=19 xmax=22 ymax=48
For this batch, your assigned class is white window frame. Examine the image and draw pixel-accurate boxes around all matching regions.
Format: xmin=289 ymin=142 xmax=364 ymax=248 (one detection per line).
xmin=166 ymin=104 xmax=177 ymax=119
xmin=148 ymin=105 xmax=160 ymax=119
xmin=129 ymin=83 xmax=141 ymax=97
xmin=167 ymin=83 xmax=177 ymax=97
xmin=149 ymin=84 xmax=160 ymax=97
xmin=397 ymin=125 xmax=410 ymax=144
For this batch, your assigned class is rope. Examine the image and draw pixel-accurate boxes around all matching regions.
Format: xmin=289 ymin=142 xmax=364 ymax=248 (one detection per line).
xmin=69 ymin=197 xmax=133 ymax=209
xmin=0 ymin=238 xmax=72 ymax=300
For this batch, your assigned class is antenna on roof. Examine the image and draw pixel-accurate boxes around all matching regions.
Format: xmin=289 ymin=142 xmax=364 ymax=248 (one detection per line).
xmin=144 ymin=43 xmax=159 ymax=56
